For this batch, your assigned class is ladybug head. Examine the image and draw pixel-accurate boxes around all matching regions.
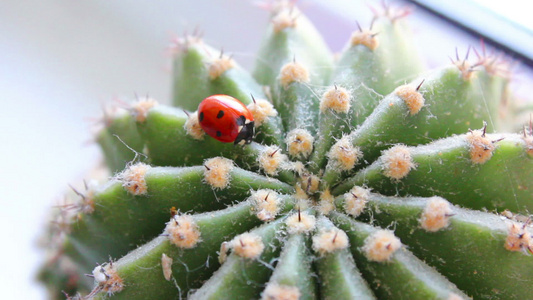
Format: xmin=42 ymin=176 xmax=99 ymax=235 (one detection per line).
xmin=234 ymin=117 xmax=255 ymax=145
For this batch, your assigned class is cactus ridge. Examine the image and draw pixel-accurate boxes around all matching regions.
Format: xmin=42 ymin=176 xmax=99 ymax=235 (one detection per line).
xmin=39 ymin=2 xmax=533 ymax=300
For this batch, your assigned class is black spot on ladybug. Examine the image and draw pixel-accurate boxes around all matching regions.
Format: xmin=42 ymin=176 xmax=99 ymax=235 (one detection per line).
xmin=217 ymin=110 xmax=224 ymax=119
xmin=236 ymin=115 xmax=246 ymax=126
xmin=199 ymin=112 xmax=204 ymax=122
xmin=216 ymin=131 xmax=222 ymax=137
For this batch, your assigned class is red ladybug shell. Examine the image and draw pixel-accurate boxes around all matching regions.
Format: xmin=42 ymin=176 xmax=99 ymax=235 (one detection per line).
xmin=198 ymin=95 xmax=255 ymax=144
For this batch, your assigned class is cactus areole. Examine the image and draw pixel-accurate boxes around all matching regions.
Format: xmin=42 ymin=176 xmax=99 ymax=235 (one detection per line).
xmin=39 ymin=2 xmax=533 ymax=300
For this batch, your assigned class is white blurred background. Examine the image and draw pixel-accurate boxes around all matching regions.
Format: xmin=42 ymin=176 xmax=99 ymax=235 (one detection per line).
xmin=1 ymin=0 xmax=531 ymax=298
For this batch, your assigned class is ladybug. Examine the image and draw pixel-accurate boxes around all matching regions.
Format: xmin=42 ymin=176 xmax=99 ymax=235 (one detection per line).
xmin=198 ymin=94 xmax=255 ymax=145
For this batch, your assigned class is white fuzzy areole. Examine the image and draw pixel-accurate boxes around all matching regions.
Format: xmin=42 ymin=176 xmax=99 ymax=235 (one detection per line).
xmin=118 ymin=163 xmax=151 ymax=195
xmin=261 ymin=283 xmax=301 ymax=300
xmin=419 ymin=197 xmax=453 ymax=232
xmin=91 ymin=263 xmax=123 ymax=294
xmin=299 ymin=173 xmax=320 ymax=195
xmin=343 ymin=186 xmax=370 ymax=217
xmin=250 ymin=189 xmax=280 ymax=222
xmin=131 ymin=97 xmax=158 ymax=122
xmin=258 ymin=146 xmax=287 ymax=176
xmin=381 ymin=145 xmax=415 ymax=180
xmin=312 ymin=228 xmax=349 ymax=256
xmin=394 ymin=84 xmax=424 ymax=115
xmin=286 ymin=211 xmax=316 ymax=234
xmin=248 ymin=98 xmax=278 ymax=126
xmin=317 ymin=189 xmax=335 ymax=215
xmin=362 ymin=230 xmax=401 ymax=262
xmin=184 ymin=111 xmax=205 ymax=140
xmin=328 ymin=135 xmax=362 ymax=171
xmin=286 ymin=128 xmax=314 ymax=159
xmin=466 ymin=128 xmax=495 ymax=164
xmin=203 ymin=157 xmax=234 ymax=189
xmin=504 ymin=220 xmax=532 ymax=253
xmin=320 ymin=85 xmax=351 ymax=113
xmin=280 ymin=62 xmax=309 ymax=88
xmin=208 ymin=56 xmax=235 ymax=79
xmin=350 ymin=29 xmax=379 ymax=50
xmin=165 ymin=215 xmax=201 ymax=249
xmin=271 ymin=9 xmax=298 ymax=33
xmin=230 ymin=232 xmax=265 ymax=259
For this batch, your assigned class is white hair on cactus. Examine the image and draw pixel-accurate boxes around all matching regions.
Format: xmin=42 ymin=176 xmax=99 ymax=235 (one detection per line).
xmin=203 ymin=157 xmax=234 ymax=189
xmin=362 ymin=230 xmax=401 ymax=262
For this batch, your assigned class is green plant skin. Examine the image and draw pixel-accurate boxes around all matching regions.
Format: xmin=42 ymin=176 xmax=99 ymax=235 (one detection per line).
xmin=313 ymin=216 xmax=376 ymax=300
xmin=189 ymin=217 xmax=286 ymax=300
xmin=264 ymin=233 xmax=318 ymax=299
xmin=171 ymin=42 xmax=217 ymax=111
xmin=332 ymin=134 xmax=533 ymax=213
xmin=169 ymin=37 xmax=273 ymax=117
xmin=355 ymin=194 xmax=533 ymax=299
xmin=318 ymin=65 xmax=507 ymax=179
xmin=209 ymin=65 xmax=265 ymax=106
xmin=308 ymin=102 xmax=352 ymax=174
xmin=254 ymin=115 xmax=286 ymax=149
xmin=92 ymin=198 xmax=295 ymax=299
xmin=309 ymin=17 xmax=428 ymax=171
xmin=138 ymin=105 xmax=253 ymax=167
xmin=475 ymin=68 xmax=509 ymax=132
xmin=138 ymin=105 xmax=290 ymax=178
xmin=330 ymin=212 xmax=470 ymax=300
xmin=275 ymin=81 xmax=320 ymax=138
xmin=97 ymin=112 xmax=145 ymax=174
xmin=170 ymin=39 xmax=286 ymax=146
xmin=333 ymin=17 xmax=425 ymax=128
xmin=252 ymin=9 xmax=332 ymax=88
xmin=315 ymin=246 xmax=376 ymax=300
xmin=62 ymin=166 xmax=294 ymax=270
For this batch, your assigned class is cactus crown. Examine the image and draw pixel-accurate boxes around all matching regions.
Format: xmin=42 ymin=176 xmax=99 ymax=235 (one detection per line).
xmin=40 ymin=2 xmax=533 ymax=300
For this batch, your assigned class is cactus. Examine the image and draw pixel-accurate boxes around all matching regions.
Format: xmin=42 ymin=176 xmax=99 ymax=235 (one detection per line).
xmin=39 ymin=2 xmax=533 ymax=299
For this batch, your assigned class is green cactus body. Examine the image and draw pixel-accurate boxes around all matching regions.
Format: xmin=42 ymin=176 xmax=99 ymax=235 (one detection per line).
xmin=332 ymin=15 xmax=425 ymax=127
xmin=332 ymin=133 xmax=533 ymax=213
xmin=61 ymin=164 xmax=292 ymax=270
xmin=171 ymin=41 xmax=217 ymax=111
xmin=91 ymin=198 xmax=295 ymax=299
xmin=318 ymin=65 xmax=506 ymax=178
xmin=330 ymin=212 xmax=470 ymax=299
xmin=39 ymin=2 xmax=533 ymax=300
xmin=263 ymin=233 xmax=318 ymax=300
xmin=189 ymin=217 xmax=286 ymax=299
xmin=354 ymin=194 xmax=533 ymax=299
xmin=313 ymin=216 xmax=376 ymax=299
xmin=96 ymin=109 xmax=146 ymax=173
xmin=137 ymin=105 xmax=288 ymax=175
xmin=252 ymin=7 xmax=333 ymax=88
